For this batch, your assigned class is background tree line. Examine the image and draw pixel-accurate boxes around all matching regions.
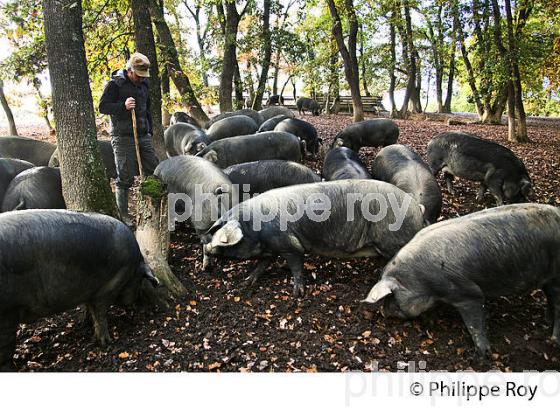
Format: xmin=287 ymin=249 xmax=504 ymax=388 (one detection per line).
xmin=0 ymin=0 xmax=559 ymax=143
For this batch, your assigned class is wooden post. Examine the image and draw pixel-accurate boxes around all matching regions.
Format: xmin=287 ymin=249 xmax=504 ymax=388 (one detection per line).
xmin=131 ymin=108 xmax=144 ymax=177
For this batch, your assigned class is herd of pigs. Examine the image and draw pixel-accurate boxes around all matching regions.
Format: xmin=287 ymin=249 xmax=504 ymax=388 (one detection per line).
xmin=0 ymin=103 xmax=558 ymax=371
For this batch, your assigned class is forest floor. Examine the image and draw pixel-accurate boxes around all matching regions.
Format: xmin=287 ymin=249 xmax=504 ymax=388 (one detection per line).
xmin=5 ymin=112 xmax=560 ymax=372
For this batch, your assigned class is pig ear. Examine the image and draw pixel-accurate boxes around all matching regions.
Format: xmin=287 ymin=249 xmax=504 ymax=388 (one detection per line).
xmin=361 ymin=278 xmax=396 ymax=304
xmin=211 ymin=221 xmax=243 ymax=248
xmin=203 ymin=150 xmax=218 ymax=163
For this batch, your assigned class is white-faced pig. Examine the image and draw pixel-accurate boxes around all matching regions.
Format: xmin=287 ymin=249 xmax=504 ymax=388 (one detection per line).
xmin=332 ymin=119 xmax=399 ymax=152
xmin=323 ymin=147 xmax=371 ymax=181
xmin=1 ymin=166 xmax=65 ymax=212
xmin=427 ymin=132 xmax=531 ymax=206
xmin=363 ymin=204 xmax=560 ymax=357
xmin=195 ymin=131 xmax=302 ymax=169
xmin=203 ymin=180 xmax=425 ymax=296
xmin=0 ymin=209 xmax=158 ymax=370
xmin=224 ymin=160 xmax=320 ymax=202
xmin=371 ymin=144 xmax=442 ymax=223
xmin=207 ymin=115 xmax=259 ymax=142
xmin=164 ymin=123 xmax=210 ymax=157
xmin=0 ymin=136 xmax=57 ymax=166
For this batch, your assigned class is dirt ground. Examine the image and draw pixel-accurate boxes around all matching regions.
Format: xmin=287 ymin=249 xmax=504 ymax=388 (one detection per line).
xmin=5 ymin=112 xmax=560 ymax=372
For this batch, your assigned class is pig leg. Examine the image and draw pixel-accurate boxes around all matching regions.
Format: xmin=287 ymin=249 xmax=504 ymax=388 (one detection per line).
xmin=282 ymin=253 xmax=305 ymax=297
xmin=87 ymin=303 xmax=111 ymax=347
xmin=0 ymin=320 xmax=17 ymax=371
xmin=484 ymin=172 xmax=505 ymax=206
xmin=453 ymin=300 xmax=491 ymax=357
xmin=476 ymin=183 xmax=487 ymax=202
xmin=202 ymin=247 xmax=215 ymax=271
xmin=543 ymin=284 xmax=560 ymax=344
xmin=244 ymin=257 xmax=273 ymax=287
xmin=444 ymin=173 xmax=455 ymax=195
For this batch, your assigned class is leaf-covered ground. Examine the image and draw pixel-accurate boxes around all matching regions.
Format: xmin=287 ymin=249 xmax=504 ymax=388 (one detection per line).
xmin=7 ymin=113 xmax=560 ymax=372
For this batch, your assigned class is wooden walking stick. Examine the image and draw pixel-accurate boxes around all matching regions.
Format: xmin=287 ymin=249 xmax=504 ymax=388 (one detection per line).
xmin=131 ymin=108 xmax=144 ymax=177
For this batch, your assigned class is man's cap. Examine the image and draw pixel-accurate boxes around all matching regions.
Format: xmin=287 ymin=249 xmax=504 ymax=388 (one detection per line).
xmin=128 ymin=53 xmax=150 ymax=78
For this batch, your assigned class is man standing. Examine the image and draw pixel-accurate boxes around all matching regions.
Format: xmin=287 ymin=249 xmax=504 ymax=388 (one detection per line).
xmin=99 ymin=52 xmax=159 ymax=222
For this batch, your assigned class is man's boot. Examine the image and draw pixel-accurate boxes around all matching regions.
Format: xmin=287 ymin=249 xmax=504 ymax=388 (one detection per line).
xmin=115 ymin=187 xmax=132 ymax=226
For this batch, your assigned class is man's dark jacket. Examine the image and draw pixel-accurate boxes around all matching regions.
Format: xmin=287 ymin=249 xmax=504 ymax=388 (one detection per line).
xmin=99 ymin=69 xmax=152 ymax=137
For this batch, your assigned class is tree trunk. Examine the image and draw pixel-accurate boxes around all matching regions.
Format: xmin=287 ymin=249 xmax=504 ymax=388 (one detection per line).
xmin=504 ymin=0 xmax=528 ymax=142
xmin=0 ymin=80 xmax=18 ymax=135
xmin=359 ymin=29 xmax=370 ymax=97
xmin=43 ymin=0 xmax=118 ymax=216
xmin=398 ymin=0 xmax=419 ymax=117
xmin=132 ymin=0 xmax=165 ymax=159
xmin=135 ymin=177 xmax=188 ymax=301
xmin=149 ymin=0 xmax=209 ymax=124
xmin=272 ymin=52 xmax=281 ymax=96
xmin=290 ymin=76 xmax=297 ymax=102
xmin=252 ymin=0 xmax=272 ymax=111
xmin=161 ymin=64 xmax=171 ymax=126
xmin=454 ymin=0 xmax=484 ymax=117
xmin=279 ymin=74 xmax=292 ymax=97
xmin=233 ymin=59 xmax=244 ymax=110
xmin=443 ymin=9 xmax=458 ymax=113
xmin=219 ymin=2 xmax=242 ymax=113
xmin=388 ymin=15 xmax=397 ymax=117
xmin=327 ymin=0 xmax=364 ymax=122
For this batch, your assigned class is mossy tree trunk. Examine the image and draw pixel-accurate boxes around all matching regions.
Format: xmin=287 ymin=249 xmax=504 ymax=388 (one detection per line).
xmin=135 ymin=176 xmax=188 ymax=302
xmin=0 ymin=79 xmax=18 ymax=136
xmin=43 ymin=0 xmax=118 ymax=217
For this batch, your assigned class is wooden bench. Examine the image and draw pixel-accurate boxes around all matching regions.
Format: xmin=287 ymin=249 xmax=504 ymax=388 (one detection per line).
xmin=272 ymin=95 xmax=386 ymax=114
xmin=315 ymin=95 xmax=386 ymax=114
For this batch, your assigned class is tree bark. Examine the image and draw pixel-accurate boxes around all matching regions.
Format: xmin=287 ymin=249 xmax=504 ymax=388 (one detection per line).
xmin=43 ymin=0 xmax=118 ymax=216
xmin=252 ymin=0 xmax=272 ymax=111
xmin=326 ymin=0 xmax=364 ymax=122
xmin=149 ymin=0 xmax=209 ymax=124
xmin=388 ymin=13 xmax=398 ymax=117
xmin=442 ymin=5 xmax=458 ymax=113
xmin=132 ymin=0 xmax=165 ymax=159
xmin=359 ymin=28 xmax=371 ymax=97
xmin=0 ymin=80 xmax=18 ymax=136
xmin=218 ymin=1 xmax=245 ymax=112
xmin=233 ymin=59 xmax=245 ymax=110
xmin=503 ymin=0 xmax=528 ymax=142
xmin=161 ymin=64 xmax=171 ymax=126
xmin=398 ymin=0 xmax=420 ymax=117
xmin=135 ymin=177 xmax=188 ymax=301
